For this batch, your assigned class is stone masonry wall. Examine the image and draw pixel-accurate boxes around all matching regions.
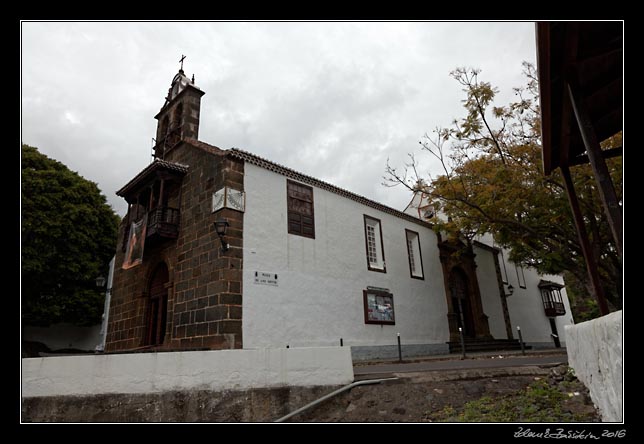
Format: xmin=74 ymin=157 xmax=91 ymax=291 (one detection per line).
xmin=105 ymin=142 xmax=244 ymax=352
xmin=106 ymin=225 xmax=173 ymax=351
xmin=167 ymin=146 xmax=244 ymax=350
xmin=22 ymin=385 xmax=338 ymax=422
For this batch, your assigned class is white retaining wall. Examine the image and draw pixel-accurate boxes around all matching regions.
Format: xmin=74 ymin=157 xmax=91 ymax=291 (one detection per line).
xmin=565 ymin=310 xmax=622 ymax=422
xmin=22 ymin=346 xmax=354 ymax=398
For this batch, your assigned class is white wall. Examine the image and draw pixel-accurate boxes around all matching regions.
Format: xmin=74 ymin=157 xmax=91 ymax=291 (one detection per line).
xmin=242 ymin=164 xmax=449 ymax=350
xmin=22 ymin=346 xmax=354 ymax=397
xmin=472 ymin=245 xmax=508 ymax=340
xmin=565 ymin=311 xmax=622 ymax=422
xmin=505 ymin=265 xmax=574 ymax=346
xmin=471 ymin=233 xmax=574 ymax=346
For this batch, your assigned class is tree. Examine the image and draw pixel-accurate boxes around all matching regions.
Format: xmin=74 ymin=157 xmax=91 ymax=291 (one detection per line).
xmin=21 ymin=144 xmax=120 ymax=326
xmin=385 ymin=63 xmax=621 ymax=316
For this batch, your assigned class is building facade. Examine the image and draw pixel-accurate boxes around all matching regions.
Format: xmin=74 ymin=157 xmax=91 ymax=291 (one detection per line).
xmin=105 ymin=69 xmax=573 ymax=358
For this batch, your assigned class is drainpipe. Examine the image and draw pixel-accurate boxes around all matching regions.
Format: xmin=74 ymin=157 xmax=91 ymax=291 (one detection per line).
xmin=274 ymin=377 xmax=398 ymax=423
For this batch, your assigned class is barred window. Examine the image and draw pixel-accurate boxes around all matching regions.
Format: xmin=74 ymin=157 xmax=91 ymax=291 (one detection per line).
xmin=405 ymin=229 xmax=424 ymax=279
xmin=364 ymin=215 xmax=386 ymax=273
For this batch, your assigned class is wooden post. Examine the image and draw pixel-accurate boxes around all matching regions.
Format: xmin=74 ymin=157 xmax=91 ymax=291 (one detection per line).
xmin=567 ymin=75 xmax=622 ymax=258
xmin=561 ymin=165 xmax=610 ymax=315
xmin=148 ymin=184 xmax=155 ymax=211
xmin=159 ymin=178 xmax=165 ymax=208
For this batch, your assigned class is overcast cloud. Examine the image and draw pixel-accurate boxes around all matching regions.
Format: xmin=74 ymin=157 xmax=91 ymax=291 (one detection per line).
xmin=21 ymin=22 xmax=537 ymax=217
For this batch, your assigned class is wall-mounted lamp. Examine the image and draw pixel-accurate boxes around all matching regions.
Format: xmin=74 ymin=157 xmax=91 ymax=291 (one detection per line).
xmin=214 ymin=219 xmax=230 ymax=252
xmin=505 ymin=284 xmax=514 ymax=297
xmin=95 ymin=276 xmax=106 ymax=288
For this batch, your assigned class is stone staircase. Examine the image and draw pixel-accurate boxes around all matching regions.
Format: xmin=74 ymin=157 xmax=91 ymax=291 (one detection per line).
xmin=447 ymin=338 xmax=531 ymax=354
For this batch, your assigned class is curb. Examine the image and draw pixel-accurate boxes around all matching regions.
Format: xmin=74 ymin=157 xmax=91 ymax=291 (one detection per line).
xmin=355 ymin=364 xmax=565 ymax=383
xmin=353 ymin=349 xmax=568 ymax=367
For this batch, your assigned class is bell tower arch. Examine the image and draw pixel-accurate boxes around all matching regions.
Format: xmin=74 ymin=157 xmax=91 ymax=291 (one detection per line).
xmin=153 ymin=56 xmax=205 ymax=159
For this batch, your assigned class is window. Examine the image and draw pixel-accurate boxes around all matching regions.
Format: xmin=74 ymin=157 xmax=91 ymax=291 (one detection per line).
xmin=363 ymin=289 xmax=395 ymax=325
xmin=499 ymin=250 xmax=509 ymax=284
xmin=405 ymin=229 xmax=424 ymax=279
xmin=287 ymin=180 xmax=315 ymax=238
xmin=363 ymin=215 xmax=386 ymax=272
xmin=515 ymin=263 xmax=527 ymax=288
xmin=539 ymin=282 xmax=566 ymax=316
xmin=173 ymin=103 xmax=183 ymax=130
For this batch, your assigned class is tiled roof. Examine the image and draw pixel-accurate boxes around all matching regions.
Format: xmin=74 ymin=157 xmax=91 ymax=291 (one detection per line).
xmin=226 ymin=148 xmax=433 ymax=228
xmin=183 ymin=138 xmax=224 ymax=155
xmin=116 ymin=159 xmax=189 ymax=197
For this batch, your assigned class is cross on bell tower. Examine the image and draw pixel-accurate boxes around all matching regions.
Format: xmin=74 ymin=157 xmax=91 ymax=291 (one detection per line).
xmin=179 ymin=54 xmax=186 ymax=72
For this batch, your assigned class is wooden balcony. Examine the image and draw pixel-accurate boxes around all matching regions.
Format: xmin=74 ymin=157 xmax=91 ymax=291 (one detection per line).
xmin=543 ymin=300 xmax=566 ymax=317
xmin=146 ymin=206 xmax=180 ymax=241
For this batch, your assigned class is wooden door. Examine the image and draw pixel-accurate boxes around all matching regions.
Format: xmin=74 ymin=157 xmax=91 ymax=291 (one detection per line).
xmin=450 ymin=268 xmax=476 ymax=338
xmin=146 ymin=263 xmax=169 ymax=346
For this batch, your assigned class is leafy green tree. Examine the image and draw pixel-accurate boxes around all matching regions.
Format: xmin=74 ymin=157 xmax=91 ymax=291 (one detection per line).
xmin=21 ymin=144 xmax=120 ymax=326
xmin=385 ymin=63 xmax=621 ymax=316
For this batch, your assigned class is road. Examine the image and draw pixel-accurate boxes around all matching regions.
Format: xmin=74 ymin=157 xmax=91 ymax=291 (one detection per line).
xmin=353 ymin=353 xmax=568 ymax=376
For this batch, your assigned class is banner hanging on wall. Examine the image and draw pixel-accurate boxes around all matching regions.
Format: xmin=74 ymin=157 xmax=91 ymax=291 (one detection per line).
xmin=122 ymin=214 xmax=147 ymax=269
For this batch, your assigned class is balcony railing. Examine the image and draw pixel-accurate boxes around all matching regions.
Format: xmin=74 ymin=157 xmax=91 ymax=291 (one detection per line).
xmin=146 ymin=206 xmax=180 ymax=240
xmin=543 ymin=300 xmax=566 ymax=317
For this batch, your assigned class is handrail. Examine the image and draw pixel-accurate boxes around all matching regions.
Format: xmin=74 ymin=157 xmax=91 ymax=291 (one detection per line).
xmin=274 ymin=377 xmax=398 ymax=423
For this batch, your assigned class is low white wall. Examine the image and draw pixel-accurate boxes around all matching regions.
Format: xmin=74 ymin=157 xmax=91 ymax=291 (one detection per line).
xmin=22 ymin=346 xmax=354 ymax=398
xmin=565 ymin=310 xmax=622 ymax=422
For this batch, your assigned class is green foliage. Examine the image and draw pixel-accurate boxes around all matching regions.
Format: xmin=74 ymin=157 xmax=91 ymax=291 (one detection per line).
xmin=21 ymin=144 xmax=120 ymax=326
xmin=431 ymin=379 xmax=588 ymax=422
xmin=385 ymin=63 xmax=622 ymax=315
xmin=562 ymin=271 xmax=601 ymax=322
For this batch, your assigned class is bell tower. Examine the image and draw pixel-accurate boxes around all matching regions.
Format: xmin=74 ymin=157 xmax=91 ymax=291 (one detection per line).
xmin=153 ymin=56 xmax=205 ymax=159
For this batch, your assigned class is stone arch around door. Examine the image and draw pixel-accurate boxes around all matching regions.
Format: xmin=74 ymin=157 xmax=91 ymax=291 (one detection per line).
xmin=438 ymin=238 xmax=493 ymax=342
xmin=145 ymin=262 xmax=169 ymax=346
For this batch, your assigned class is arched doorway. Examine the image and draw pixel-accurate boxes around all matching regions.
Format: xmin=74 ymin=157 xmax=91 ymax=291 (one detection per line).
xmin=145 ymin=263 xmax=169 ymax=346
xmin=449 ymin=268 xmax=476 ymax=338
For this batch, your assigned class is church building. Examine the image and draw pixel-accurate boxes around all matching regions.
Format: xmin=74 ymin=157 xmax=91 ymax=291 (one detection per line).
xmin=105 ymin=66 xmax=574 ymax=359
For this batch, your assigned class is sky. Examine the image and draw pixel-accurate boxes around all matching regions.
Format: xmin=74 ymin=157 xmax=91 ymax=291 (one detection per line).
xmin=21 ymin=21 xmax=538 ymax=217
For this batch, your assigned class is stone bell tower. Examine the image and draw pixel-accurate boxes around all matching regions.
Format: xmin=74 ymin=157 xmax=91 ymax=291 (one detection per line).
xmin=153 ymin=56 xmax=205 ymax=159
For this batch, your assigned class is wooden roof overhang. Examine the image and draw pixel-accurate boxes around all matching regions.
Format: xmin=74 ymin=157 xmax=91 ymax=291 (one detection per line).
xmin=116 ymin=159 xmax=189 ymax=204
xmin=536 ymin=21 xmax=623 ymax=316
xmin=537 ymin=21 xmax=622 ymax=175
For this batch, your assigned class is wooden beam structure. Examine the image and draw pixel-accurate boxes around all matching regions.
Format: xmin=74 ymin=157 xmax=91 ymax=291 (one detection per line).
xmin=536 ymin=21 xmax=622 ymax=312
xmin=560 ymin=165 xmax=610 ymax=316
xmin=567 ymin=74 xmax=623 ymax=257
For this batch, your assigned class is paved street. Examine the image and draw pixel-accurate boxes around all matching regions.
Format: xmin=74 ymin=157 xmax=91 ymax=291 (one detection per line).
xmin=353 ymin=352 xmax=568 ymax=376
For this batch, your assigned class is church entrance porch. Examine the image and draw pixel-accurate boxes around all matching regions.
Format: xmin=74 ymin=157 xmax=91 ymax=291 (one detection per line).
xmin=437 ymin=238 xmax=493 ymax=344
xmin=449 ymin=268 xmax=476 ymax=338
